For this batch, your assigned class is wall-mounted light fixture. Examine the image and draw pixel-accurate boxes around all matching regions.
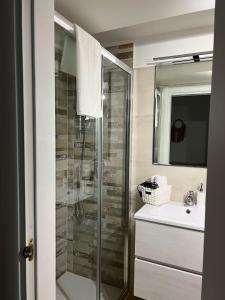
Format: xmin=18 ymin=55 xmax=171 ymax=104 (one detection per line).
xmin=146 ymin=51 xmax=213 ymax=66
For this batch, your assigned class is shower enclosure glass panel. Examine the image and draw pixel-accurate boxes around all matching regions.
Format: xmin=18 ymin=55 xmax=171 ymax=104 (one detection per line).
xmin=55 ymin=24 xmax=98 ymax=299
xmin=55 ymin=22 xmax=131 ymax=300
xmin=101 ymin=57 xmax=130 ymax=299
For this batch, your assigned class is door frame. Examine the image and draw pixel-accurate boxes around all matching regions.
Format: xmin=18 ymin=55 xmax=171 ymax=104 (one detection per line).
xmin=0 ymin=0 xmax=26 ymax=299
xmin=202 ymin=0 xmax=225 ymax=299
xmin=22 ymin=0 xmax=35 ymax=298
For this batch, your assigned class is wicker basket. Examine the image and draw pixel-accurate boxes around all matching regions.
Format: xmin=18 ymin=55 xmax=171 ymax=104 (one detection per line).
xmin=138 ymin=185 xmax=172 ymax=206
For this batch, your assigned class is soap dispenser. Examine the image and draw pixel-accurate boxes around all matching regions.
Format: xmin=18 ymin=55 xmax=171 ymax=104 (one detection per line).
xmin=196 ymin=183 xmax=206 ymax=206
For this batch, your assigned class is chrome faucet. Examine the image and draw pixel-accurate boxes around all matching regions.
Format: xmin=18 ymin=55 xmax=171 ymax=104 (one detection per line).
xmin=184 ymin=191 xmax=196 ymax=206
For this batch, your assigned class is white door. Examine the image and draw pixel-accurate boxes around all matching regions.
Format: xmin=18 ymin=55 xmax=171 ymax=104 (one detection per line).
xmin=22 ymin=0 xmax=55 ymax=299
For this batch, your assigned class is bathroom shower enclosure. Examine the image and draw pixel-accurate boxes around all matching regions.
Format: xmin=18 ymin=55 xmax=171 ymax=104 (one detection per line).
xmin=55 ymin=15 xmax=132 ymax=300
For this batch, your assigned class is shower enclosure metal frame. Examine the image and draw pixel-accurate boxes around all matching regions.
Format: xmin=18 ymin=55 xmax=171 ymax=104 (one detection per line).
xmin=55 ymin=12 xmax=133 ymax=300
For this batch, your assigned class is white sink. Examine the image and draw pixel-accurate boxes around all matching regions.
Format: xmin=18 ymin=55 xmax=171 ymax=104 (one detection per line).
xmin=134 ymin=202 xmax=205 ymax=231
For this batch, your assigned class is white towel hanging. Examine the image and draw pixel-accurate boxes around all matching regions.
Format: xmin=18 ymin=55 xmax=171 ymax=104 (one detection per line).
xmin=75 ymin=25 xmax=102 ymax=118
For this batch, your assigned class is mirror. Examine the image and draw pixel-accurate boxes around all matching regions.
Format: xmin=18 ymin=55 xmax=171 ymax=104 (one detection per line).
xmin=153 ymin=60 xmax=212 ymax=167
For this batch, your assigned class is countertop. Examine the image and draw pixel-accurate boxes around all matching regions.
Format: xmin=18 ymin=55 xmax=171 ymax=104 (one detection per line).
xmin=134 ymin=201 xmax=205 ymax=231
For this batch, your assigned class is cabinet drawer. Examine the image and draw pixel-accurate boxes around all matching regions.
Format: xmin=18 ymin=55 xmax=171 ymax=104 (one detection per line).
xmin=135 ymin=220 xmax=204 ymax=272
xmin=134 ymin=258 xmax=202 ymax=300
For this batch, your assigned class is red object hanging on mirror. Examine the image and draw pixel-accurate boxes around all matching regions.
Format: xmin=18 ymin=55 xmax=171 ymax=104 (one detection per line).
xmin=171 ymin=119 xmax=186 ymax=143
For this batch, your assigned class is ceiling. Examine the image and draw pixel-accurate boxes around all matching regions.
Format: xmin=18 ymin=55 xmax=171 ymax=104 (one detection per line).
xmin=55 ymin=0 xmax=215 ymax=44
xmin=95 ymin=10 xmax=214 ymax=45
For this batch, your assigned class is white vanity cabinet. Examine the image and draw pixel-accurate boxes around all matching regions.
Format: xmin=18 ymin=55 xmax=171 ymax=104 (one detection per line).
xmin=134 ymin=203 xmax=205 ymax=300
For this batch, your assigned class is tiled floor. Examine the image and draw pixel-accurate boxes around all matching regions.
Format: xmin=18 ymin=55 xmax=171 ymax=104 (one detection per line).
xmin=56 ymin=272 xmax=122 ymax=300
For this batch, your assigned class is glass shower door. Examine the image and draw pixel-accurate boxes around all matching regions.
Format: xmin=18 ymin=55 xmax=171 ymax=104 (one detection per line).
xmin=55 ymin=22 xmax=131 ymax=300
xmin=100 ymin=57 xmax=131 ymax=299
xmin=55 ymin=24 xmax=99 ymax=300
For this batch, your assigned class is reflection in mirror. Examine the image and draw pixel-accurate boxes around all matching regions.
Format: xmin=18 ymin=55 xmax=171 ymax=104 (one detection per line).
xmin=153 ymin=60 xmax=212 ymax=167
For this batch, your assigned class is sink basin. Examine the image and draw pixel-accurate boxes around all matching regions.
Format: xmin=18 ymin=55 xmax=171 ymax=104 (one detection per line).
xmin=134 ymin=201 xmax=205 ymax=231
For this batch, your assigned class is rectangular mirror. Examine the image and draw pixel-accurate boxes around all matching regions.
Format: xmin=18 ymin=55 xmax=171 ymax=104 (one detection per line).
xmin=153 ymin=59 xmax=212 ymax=167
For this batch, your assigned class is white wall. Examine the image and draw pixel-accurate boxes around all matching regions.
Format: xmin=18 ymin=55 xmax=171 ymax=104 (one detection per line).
xmin=131 ymin=67 xmax=207 ymax=209
xmin=132 ymin=31 xmax=212 ymax=206
xmin=134 ymin=31 xmax=214 ymax=68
